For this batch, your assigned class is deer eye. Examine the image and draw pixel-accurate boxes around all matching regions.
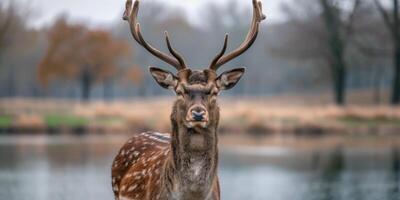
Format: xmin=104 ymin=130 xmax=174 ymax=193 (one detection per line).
xmin=176 ymin=90 xmax=184 ymax=96
xmin=206 ymin=88 xmax=218 ymax=96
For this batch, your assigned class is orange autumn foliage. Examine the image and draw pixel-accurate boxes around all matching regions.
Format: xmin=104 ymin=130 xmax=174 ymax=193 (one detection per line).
xmin=38 ymin=17 xmax=130 ymax=87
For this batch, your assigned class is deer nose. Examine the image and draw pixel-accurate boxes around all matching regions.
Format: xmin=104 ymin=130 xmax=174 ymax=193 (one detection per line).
xmin=191 ymin=108 xmax=206 ymax=122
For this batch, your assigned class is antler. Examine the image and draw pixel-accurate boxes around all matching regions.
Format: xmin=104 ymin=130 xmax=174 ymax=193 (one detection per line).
xmin=209 ymin=0 xmax=266 ymax=71
xmin=123 ymin=0 xmax=187 ymax=71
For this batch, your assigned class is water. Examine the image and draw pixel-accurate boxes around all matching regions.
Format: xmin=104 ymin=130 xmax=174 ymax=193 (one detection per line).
xmin=0 ymin=135 xmax=399 ymax=200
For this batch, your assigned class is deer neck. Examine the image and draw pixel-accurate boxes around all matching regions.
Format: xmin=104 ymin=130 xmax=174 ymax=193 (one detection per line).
xmin=163 ymin=119 xmax=219 ymax=199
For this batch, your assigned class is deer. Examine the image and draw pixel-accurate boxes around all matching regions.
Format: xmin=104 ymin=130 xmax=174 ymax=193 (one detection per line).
xmin=111 ymin=0 xmax=265 ymax=199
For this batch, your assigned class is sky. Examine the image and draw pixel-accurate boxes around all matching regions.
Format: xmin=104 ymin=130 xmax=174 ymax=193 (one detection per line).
xmin=12 ymin=0 xmax=287 ymax=28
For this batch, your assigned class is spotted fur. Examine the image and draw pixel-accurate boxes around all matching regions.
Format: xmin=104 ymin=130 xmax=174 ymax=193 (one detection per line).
xmin=111 ymin=130 xmax=220 ymax=200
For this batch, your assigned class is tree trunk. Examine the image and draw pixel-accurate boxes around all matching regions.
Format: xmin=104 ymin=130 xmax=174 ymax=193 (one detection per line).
xmin=81 ymin=68 xmax=92 ymax=102
xmin=320 ymin=0 xmax=347 ymax=105
xmin=392 ymin=0 xmax=400 ymax=104
xmin=332 ymin=62 xmax=346 ymax=105
xmin=336 ymin=66 xmax=346 ymax=105
xmin=392 ymin=42 xmax=400 ymax=104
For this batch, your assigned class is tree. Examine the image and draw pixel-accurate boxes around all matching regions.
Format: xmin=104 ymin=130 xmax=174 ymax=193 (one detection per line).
xmin=0 ymin=1 xmax=29 ymax=65
xmin=0 ymin=2 xmax=14 ymax=58
xmin=275 ymin=0 xmax=361 ymax=105
xmin=0 ymin=1 xmax=38 ymax=97
xmin=349 ymin=2 xmax=392 ymax=105
xmin=374 ymin=0 xmax=400 ymax=104
xmin=38 ymin=18 xmax=130 ymax=101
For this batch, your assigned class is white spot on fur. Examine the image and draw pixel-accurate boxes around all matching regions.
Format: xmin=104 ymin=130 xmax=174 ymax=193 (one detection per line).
xmin=192 ymin=161 xmax=203 ymax=176
xmin=163 ymin=150 xmax=169 ymax=156
xmin=126 ymin=173 xmax=133 ymax=178
xmin=119 ymin=195 xmax=133 ymax=200
xmin=127 ymin=184 xmax=137 ymax=192
xmin=132 ymin=172 xmax=140 ymax=176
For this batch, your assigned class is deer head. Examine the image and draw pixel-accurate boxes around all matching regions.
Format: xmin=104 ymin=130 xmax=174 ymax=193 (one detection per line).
xmin=123 ymin=0 xmax=265 ymax=149
xmin=123 ymin=0 xmax=265 ymax=128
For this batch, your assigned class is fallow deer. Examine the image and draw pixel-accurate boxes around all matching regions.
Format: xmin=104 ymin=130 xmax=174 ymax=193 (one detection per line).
xmin=111 ymin=0 xmax=265 ymax=199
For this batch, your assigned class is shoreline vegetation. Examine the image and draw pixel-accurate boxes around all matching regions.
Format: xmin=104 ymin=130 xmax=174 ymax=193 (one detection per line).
xmin=0 ymin=134 xmax=399 ymax=151
xmin=0 ymin=98 xmax=400 ymax=137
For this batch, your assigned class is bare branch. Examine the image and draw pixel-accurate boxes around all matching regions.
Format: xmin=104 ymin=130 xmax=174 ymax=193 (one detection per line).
xmin=0 ymin=3 xmax=14 ymax=47
xmin=344 ymin=0 xmax=361 ymax=41
xmin=353 ymin=37 xmax=392 ymax=57
xmin=374 ymin=0 xmax=395 ymax=32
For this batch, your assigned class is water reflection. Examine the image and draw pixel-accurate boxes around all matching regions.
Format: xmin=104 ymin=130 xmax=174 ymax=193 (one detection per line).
xmin=311 ymin=147 xmax=344 ymax=200
xmin=390 ymin=147 xmax=400 ymax=199
xmin=0 ymin=136 xmax=399 ymax=200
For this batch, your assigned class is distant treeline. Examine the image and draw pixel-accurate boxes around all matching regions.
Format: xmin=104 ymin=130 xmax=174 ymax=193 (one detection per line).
xmin=0 ymin=0 xmax=395 ymax=105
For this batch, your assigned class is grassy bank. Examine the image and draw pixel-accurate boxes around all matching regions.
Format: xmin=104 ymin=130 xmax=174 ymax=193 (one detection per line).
xmin=0 ymin=98 xmax=400 ymax=136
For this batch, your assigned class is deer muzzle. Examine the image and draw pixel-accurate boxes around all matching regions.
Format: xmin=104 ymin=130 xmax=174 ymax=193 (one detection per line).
xmin=186 ymin=106 xmax=209 ymax=128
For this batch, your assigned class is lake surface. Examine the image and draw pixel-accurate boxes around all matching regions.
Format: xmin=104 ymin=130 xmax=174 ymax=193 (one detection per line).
xmin=0 ymin=135 xmax=399 ymax=200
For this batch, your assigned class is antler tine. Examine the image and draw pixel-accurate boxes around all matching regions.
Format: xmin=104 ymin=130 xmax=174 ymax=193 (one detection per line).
xmin=123 ymin=0 xmax=140 ymax=43
xmin=123 ymin=0 xmax=186 ymax=71
xmin=165 ymin=31 xmax=187 ymax=69
xmin=210 ymin=0 xmax=266 ymax=71
xmin=209 ymin=34 xmax=229 ymax=71
xmin=244 ymin=0 xmax=265 ymax=42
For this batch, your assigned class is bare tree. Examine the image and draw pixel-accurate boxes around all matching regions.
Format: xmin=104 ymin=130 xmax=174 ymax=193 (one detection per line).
xmin=275 ymin=0 xmax=361 ymax=105
xmin=321 ymin=0 xmax=361 ymax=105
xmin=0 ymin=2 xmax=15 ymax=61
xmin=374 ymin=0 xmax=400 ymax=104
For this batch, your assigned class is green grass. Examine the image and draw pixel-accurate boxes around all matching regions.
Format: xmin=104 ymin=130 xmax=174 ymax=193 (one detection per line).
xmin=0 ymin=116 xmax=12 ymax=128
xmin=44 ymin=114 xmax=89 ymax=128
xmin=94 ymin=117 xmax=125 ymax=125
xmin=339 ymin=115 xmax=400 ymax=126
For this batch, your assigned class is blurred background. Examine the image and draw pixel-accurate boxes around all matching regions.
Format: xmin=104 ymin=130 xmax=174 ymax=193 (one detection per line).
xmin=0 ymin=0 xmax=400 ymax=199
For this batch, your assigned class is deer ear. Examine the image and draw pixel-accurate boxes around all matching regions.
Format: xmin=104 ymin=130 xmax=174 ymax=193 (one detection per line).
xmin=216 ymin=68 xmax=245 ymax=90
xmin=149 ymin=67 xmax=178 ymax=90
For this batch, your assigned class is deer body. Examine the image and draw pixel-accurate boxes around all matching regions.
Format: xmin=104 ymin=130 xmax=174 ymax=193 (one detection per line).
xmin=112 ymin=0 xmax=265 ymax=199
xmin=112 ymin=125 xmax=220 ymax=200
